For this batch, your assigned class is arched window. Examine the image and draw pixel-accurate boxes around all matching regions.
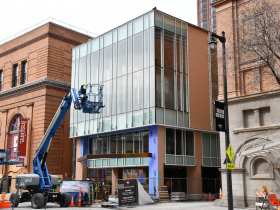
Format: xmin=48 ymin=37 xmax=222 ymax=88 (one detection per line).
xmin=250 ymin=156 xmax=274 ymax=180
xmin=9 ymin=115 xmax=23 ymax=160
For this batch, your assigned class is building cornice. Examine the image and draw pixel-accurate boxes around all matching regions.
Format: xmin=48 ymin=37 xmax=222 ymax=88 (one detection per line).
xmin=233 ymin=124 xmax=280 ymax=134
xmin=0 ymin=78 xmax=70 ymax=99
xmin=0 ymin=32 xmax=83 ymax=58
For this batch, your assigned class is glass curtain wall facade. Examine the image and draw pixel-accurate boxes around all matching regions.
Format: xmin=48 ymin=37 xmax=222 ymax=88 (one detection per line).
xmin=70 ymin=10 xmax=189 ymax=138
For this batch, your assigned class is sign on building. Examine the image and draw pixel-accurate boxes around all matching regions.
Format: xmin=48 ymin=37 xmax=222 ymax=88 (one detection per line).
xmin=118 ymin=179 xmax=138 ymax=207
xmin=18 ymin=119 xmax=28 ymax=165
xmin=215 ymin=101 xmax=225 ymax=132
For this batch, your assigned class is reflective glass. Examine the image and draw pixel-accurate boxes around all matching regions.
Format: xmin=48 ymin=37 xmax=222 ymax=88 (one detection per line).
xmin=102 ymin=159 xmax=108 ymax=166
xmin=113 ymin=43 xmax=117 ymax=78
xmin=76 ymin=47 xmax=79 ymax=60
xmin=117 ymin=75 xmax=127 ymax=114
xmin=176 ymin=20 xmax=181 ymax=35
xmin=144 ymin=30 xmax=149 ymax=69
xmin=102 ymin=118 xmax=111 ymax=132
xmin=100 ymin=35 xmax=103 ymax=49
xmin=155 ymin=67 xmax=162 ymax=107
xmin=92 ymin=38 xmax=99 ymax=53
xmin=182 ymin=37 xmax=187 ymax=74
xmin=166 ymin=128 xmax=174 ymax=154
xmin=176 ymin=35 xmax=181 ymax=72
xmin=155 ymin=12 xmax=163 ymax=28
xmin=118 ymin=24 xmax=127 ymax=41
xmin=90 ymin=51 xmax=99 ymax=84
xmin=104 ymin=46 xmax=112 ymax=81
xmin=112 ymin=115 xmax=116 ymax=130
xmin=143 ymin=131 xmax=149 ymax=153
xmin=113 ymin=30 xmax=117 ymax=43
xmin=102 ymin=136 xmax=108 ymax=154
xmin=117 ymin=113 xmax=126 ymax=130
xmin=104 ymin=32 xmax=112 ymax=48
xmin=127 ymin=112 xmax=132 ymax=128
xmin=87 ymin=42 xmax=91 ymax=54
xmin=128 ymin=22 xmax=132 ymax=37
xmin=176 ymin=156 xmax=183 ymax=165
xmin=118 ymin=158 xmax=123 ymax=166
xmin=186 ymin=157 xmax=195 ymax=165
xmin=127 ymin=74 xmax=132 ymax=112
xmin=149 ymin=11 xmax=154 ymax=27
xmin=155 ymin=28 xmax=162 ymax=67
xmin=178 ymin=111 xmax=183 ymax=127
xmin=150 ymin=67 xmax=155 ymax=107
xmin=144 ymin=14 xmax=149 ymax=30
xmin=86 ymin=55 xmax=91 ymax=84
xmin=134 ymin=132 xmax=140 ymax=153
xmin=99 ymin=49 xmax=103 ymax=82
xmin=164 ymin=15 xmax=175 ymax=33
xmin=202 ymin=133 xmax=210 ymax=157
xmin=112 ymin=79 xmax=117 ymax=115
xmin=110 ymin=158 xmax=117 ymax=166
xmin=166 ymin=155 xmax=175 ymax=164
xmin=117 ymin=134 xmax=122 ymax=153
xmin=79 ymin=57 xmax=86 ymax=87
xmin=177 ymin=72 xmax=182 ymax=111
xmin=133 ymin=110 xmax=143 ymax=127
xmin=144 ymin=109 xmax=149 ymax=125
xmin=77 ymin=122 xmax=85 ymax=136
xmin=183 ymin=74 xmax=187 ymax=112
xmin=211 ymin=134 xmax=217 ymax=157
xmin=128 ymin=37 xmax=132 ymax=73
xmin=71 ymin=61 xmax=75 ymax=88
xmin=72 ymin=48 xmax=76 ymax=61
xmin=110 ymin=135 xmax=116 ymax=153
xmin=118 ymin=39 xmax=127 ymax=76
xmin=80 ymin=44 xmax=87 ymax=58
xmin=156 ymin=107 xmax=164 ymax=124
xmin=150 ymin=107 xmax=155 ymax=124
xmin=165 ymin=109 xmax=176 ymax=126
xmin=176 ymin=130 xmax=183 ymax=155
xmin=133 ymin=17 xmax=143 ymax=35
xmin=125 ymin=133 xmax=133 ymax=153
xmin=182 ymin=23 xmax=187 ymax=37
xmin=144 ymin=68 xmax=149 ymax=108
xmin=133 ymin=32 xmax=143 ymax=71
xmin=133 ymin=70 xmax=143 ymax=111
xmin=103 ymin=80 xmax=112 ymax=117
xmin=150 ymin=27 xmax=155 ymax=67
xmin=184 ymin=112 xmax=189 ymax=127
xmin=164 ymin=70 xmax=175 ymax=110
xmin=164 ymin=31 xmax=175 ymax=70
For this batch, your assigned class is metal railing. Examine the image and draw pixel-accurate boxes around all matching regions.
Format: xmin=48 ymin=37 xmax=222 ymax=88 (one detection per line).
xmin=0 ymin=18 xmax=98 ymax=46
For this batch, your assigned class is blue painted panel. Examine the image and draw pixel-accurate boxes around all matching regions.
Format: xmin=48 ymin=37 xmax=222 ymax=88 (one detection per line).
xmin=149 ymin=125 xmax=158 ymax=198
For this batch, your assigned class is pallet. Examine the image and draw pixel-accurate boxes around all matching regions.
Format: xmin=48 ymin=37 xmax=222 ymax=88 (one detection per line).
xmin=157 ymin=186 xmax=170 ymax=203
xmin=171 ymin=192 xmax=186 ymax=201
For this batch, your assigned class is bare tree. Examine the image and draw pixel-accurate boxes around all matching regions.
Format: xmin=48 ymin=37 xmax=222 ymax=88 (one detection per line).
xmin=238 ymin=0 xmax=280 ymax=85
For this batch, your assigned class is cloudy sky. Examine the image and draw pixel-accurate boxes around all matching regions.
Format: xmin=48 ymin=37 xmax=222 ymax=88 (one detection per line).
xmin=0 ymin=0 xmax=197 ymax=42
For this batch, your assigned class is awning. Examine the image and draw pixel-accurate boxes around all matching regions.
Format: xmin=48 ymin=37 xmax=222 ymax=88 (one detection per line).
xmin=77 ymin=153 xmax=152 ymax=162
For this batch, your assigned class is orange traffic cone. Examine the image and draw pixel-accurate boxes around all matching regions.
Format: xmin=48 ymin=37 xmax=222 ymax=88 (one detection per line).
xmin=78 ymin=188 xmax=82 ymax=207
xmin=70 ymin=196 xmax=74 ymax=207
xmin=209 ymin=192 xmax=212 ymax=201
xmin=203 ymin=192 xmax=206 ymax=201
xmin=220 ymin=188 xmax=223 ymax=199
xmin=57 ymin=186 xmax=60 ymax=204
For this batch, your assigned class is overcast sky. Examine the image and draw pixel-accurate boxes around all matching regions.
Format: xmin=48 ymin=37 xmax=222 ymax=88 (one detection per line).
xmin=0 ymin=0 xmax=197 ymax=42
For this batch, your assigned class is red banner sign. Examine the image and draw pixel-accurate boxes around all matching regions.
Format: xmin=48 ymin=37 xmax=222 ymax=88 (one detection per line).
xmin=18 ymin=119 xmax=28 ymax=157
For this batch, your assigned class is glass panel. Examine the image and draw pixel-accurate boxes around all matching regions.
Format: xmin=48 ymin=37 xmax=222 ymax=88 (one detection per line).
xmin=182 ymin=23 xmax=187 ymax=37
xmin=144 ymin=109 xmax=149 ymax=125
xmin=156 ymin=107 xmax=164 ymax=124
xmin=166 ymin=155 xmax=175 ymax=164
xmin=149 ymin=66 xmax=155 ymax=107
xmin=176 ymin=130 xmax=183 ymax=155
xmin=164 ymin=15 xmax=175 ymax=33
xmin=150 ymin=27 xmax=155 ymax=67
xmin=133 ymin=110 xmax=143 ymax=127
xmin=100 ymin=36 xmax=103 ymax=49
xmin=99 ymin=49 xmax=103 ymax=82
xmin=165 ymin=109 xmax=176 ymax=126
xmin=117 ymin=158 xmax=123 ymax=166
xmin=90 ymin=51 xmax=99 ymax=84
xmin=113 ymin=43 xmax=117 ymax=78
xmin=178 ymin=111 xmax=183 ymax=127
xmin=92 ymin=137 xmax=102 ymax=154
xmin=166 ymin=128 xmax=175 ymax=154
xmin=203 ymin=158 xmax=211 ymax=166
xmin=165 ymin=70 xmax=175 ymax=110
xmin=96 ymin=159 xmax=102 ymax=167
xmin=176 ymin=156 xmax=183 ymax=165
xmin=102 ymin=159 xmax=108 ymax=166
xmin=126 ymin=158 xmax=134 ymax=165
xmin=133 ymin=70 xmax=143 ymax=111
xmin=118 ymin=39 xmax=127 ymax=77
xmin=104 ymin=45 xmax=112 ymax=81
xmin=110 ymin=135 xmax=117 ymax=154
xmin=182 ymin=37 xmax=187 ymax=74
xmin=92 ymin=38 xmax=99 ymax=53
xmin=211 ymin=134 xmax=217 ymax=158
xmin=127 ymin=74 xmax=132 ymax=112
xmin=176 ymin=20 xmax=181 ymax=35
xmin=72 ymin=48 xmax=76 ymax=61
xmin=176 ymin=35 xmax=181 ymax=72
xmin=86 ymin=55 xmax=91 ymax=84
xmin=77 ymin=122 xmax=85 ymax=136
xmin=134 ymin=131 xmax=140 ymax=153
xmin=79 ymin=57 xmax=86 ymax=87
xmin=76 ymin=47 xmax=80 ymax=60
xmin=128 ymin=22 xmax=132 ymax=37
xmin=143 ymin=157 xmax=149 ymax=165
xmin=125 ymin=133 xmax=133 ymax=153
xmin=186 ymin=157 xmax=195 ymax=165
xmin=212 ymin=158 xmax=218 ymax=166
xmin=184 ymin=112 xmax=189 ymax=127
xmin=80 ymin=44 xmax=87 ymax=58
xmin=143 ymin=130 xmax=149 ymax=153
xmin=110 ymin=158 xmax=117 ymax=166
xmin=134 ymin=158 xmax=140 ymax=165
xmin=155 ymin=28 xmax=162 ymax=67
xmin=144 ymin=68 xmax=149 ymax=108
xmin=177 ymin=72 xmax=182 ymax=111
xmin=128 ymin=37 xmax=132 ymax=73
xmin=202 ymin=133 xmax=210 ymax=157
xmin=117 ymin=113 xmax=126 ymax=130
xmin=117 ymin=134 xmax=123 ymax=153
xmin=88 ymin=160 xmax=93 ymax=167
xmin=149 ymin=11 xmax=154 ymax=27
xmin=144 ymin=30 xmax=149 ymax=69
xmin=155 ymin=67 xmax=162 ymax=107
xmin=186 ymin=131 xmax=194 ymax=156
xmin=117 ymin=75 xmax=127 ymax=114
xmin=104 ymin=32 xmax=112 ymax=47
xmin=112 ymin=115 xmax=116 ymax=130
xmin=150 ymin=107 xmax=155 ymax=124
xmin=103 ymin=80 xmax=112 ymax=117
xmin=133 ymin=32 xmax=143 ymax=71
xmin=127 ymin=112 xmax=132 ymax=128
xmin=118 ymin=25 xmax=127 ymax=41
xmin=144 ymin=14 xmax=149 ymax=30
xmin=133 ymin=17 xmax=143 ymax=35
xmin=155 ymin=11 xmax=163 ymax=28
xmin=113 ymin=30 xmax=117 ymax=43
xmin=102 ymin=117 xmax=111 ymax=132
xmin=164 ymin=31 xmax=175 ymax=70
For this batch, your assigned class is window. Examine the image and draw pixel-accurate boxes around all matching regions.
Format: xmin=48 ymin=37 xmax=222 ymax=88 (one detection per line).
xmin=200 ymin=1 xmax=207 ymax=9
xmin=211 ymin=16 xmax=216 ymax=25
xmin=200 ymin=11 xmax=207 ymax=19
xmin=250 ymin=156 xmax=274 ymax=179
xmin=260 ymin=107 xmax=271 ymax=126
xmin=21 ymin=61 xmax=27 ymax=85
xmin=9 ymin=115 xmax=23 ymax=161
xmin=210 ymin=7 xmax=216 ymax=15
xmin=211 ymin=26 xmax=217 ymax=33
xmin=210 ymin=0 xmax=216 ymax=3
xmin=0 ymin=70 xmax=3 ymax=91
xmin=13 ymin=64 xmax=18 ymax=87
xmin=202 ymin=132 xmax=220 ymax=167
xmin=201 ymin=20 xmax=207 ymax=28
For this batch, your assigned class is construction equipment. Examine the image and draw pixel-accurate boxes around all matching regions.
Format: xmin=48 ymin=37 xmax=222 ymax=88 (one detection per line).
xmin=0 ymin=149 xmax=19 ymax=165
xmin=9 ymin=84 xmax=104 ymax=209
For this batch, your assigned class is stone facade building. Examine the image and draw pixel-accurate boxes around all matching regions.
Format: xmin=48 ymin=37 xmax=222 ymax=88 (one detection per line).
xmin=212 ymin=0 xmax=280 ymax=208
xmin=0 ymin=22 xmax=91 ymax=192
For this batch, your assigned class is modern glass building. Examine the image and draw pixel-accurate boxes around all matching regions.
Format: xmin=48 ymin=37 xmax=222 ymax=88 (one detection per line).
xmin=71 ymin=9 xmax=220 ymax=198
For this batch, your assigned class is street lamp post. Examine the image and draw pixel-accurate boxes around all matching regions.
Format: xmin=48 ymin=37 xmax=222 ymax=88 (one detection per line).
xmin=208 ymin=31 xmax=233 ymax=210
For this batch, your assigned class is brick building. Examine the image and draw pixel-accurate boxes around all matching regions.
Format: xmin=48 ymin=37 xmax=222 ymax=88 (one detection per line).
xmin=212 ymin=0 xmax=280 ymax=208
xmin=0 ymin=22 xmax=91 ymax=192
xmin=197 ymin=0 xmax=217 ymax=33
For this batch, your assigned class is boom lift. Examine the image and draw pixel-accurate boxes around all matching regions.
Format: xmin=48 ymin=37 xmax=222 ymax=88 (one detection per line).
xmin=9 ymin=84 xmax=104 ymax=209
